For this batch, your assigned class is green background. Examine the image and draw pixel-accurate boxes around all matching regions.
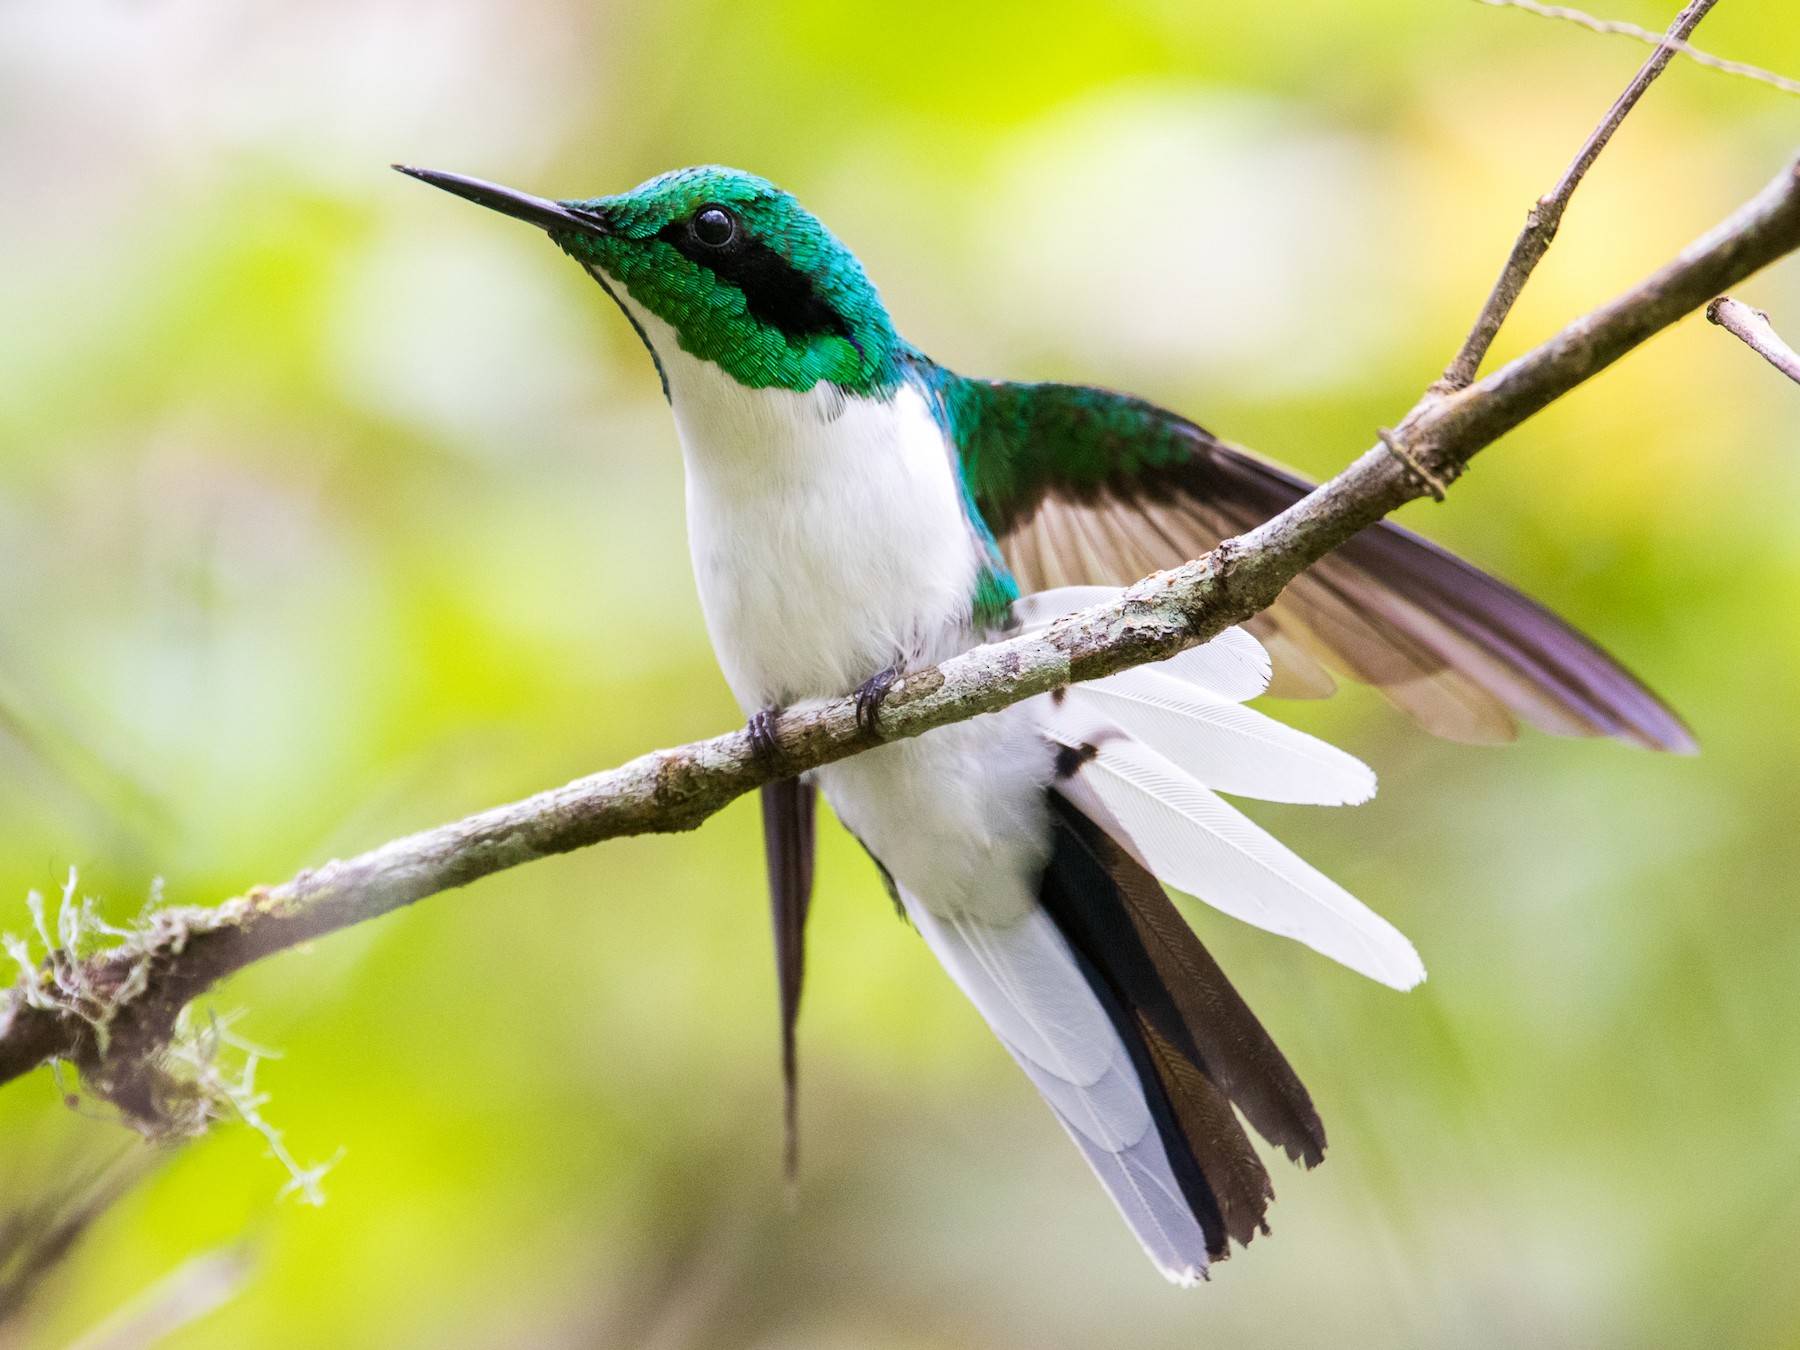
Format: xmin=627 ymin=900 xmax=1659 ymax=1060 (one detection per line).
xmin=3 ymin=0 xmax=1799 ymax=1345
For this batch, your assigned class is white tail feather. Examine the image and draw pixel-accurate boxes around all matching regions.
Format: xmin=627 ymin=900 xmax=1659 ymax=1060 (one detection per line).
xmin=1071 ymin=667 xmax=1376 ymax=806
xmin=1011 ymin=585 xmax=1124 ymax=631
xmin=1040 ymin=701 xmax=1423 ymax=990
xmin=1158 ymin=637 xmax=1272 ymax=703
xmin=901 ymin=890 xmax=1210 ymax=1283
xmin=1012 ymin=586 xmax=1271 ymax=703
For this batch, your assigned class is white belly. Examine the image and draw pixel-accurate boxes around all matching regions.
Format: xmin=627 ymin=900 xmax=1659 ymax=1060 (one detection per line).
xmin=614 ymin=292 xmax=1054 ymax=922
xmin=821 ymin=708 xmax=1057 ymax=924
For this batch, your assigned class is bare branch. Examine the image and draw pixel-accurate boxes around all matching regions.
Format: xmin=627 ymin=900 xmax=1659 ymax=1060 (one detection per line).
xmin=1707 ymin=295 xmax=1800 ymax=385
xmin=3 ymin=152 xmax=1798 ymax=1127
xmin=1479 ymin=0 xmax=1800 ymax=98
xmin=1435 ymin=0 xmax=1720 ymax=394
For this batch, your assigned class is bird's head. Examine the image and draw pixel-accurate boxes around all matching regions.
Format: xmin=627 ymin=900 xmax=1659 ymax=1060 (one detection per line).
xmin=398 ymin=164 xmax=901 ymax=396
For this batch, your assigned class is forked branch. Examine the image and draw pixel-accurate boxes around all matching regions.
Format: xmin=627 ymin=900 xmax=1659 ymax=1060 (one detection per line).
xmin=1434 ymin=0 xmax=1720 ymax=393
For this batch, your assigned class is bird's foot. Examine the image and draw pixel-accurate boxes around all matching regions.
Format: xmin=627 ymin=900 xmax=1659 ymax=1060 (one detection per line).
xmin=748 ymin=706 xmax=782 ymax=760
xmin=854 ymin=665 xmax=899 ymax=738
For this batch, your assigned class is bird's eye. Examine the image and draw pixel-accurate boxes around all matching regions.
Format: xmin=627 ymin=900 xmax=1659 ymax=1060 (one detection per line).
xmin=691 ymin=206 xmax=736 ymax=248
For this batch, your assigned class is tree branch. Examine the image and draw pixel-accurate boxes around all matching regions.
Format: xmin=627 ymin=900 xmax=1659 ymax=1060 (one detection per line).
xmin=1435 ymin=0 xmax=1719 ymax=393
xmin=1707 ymin=295 xmax=1800 ymax=385
xmin=1478 ymin=0 xmax=1800 ymax=99
xmin=5 ymin=154 xmax=1800 ymax=1131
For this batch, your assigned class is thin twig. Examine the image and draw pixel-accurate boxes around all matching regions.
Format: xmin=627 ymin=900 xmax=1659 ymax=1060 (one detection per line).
xmin=1434 ymin=0 xmax=1720 ymax=393
xmin=1479 ymin=0 xmax=1800 ymax=98
xmin=1707 ymin=296 xmax=1800 ymax=385
xmin=2 ymin=152 xmax=1798 ymax=1125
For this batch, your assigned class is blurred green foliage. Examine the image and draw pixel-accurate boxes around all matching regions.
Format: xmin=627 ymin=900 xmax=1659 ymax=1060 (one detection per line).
xmin=2 ymin=0 xmax=1799 ymax=1345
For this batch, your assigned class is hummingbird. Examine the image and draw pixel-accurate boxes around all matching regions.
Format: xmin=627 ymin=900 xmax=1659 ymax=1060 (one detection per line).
xmin=399 ymin=163 xmax=1692 ymax=1283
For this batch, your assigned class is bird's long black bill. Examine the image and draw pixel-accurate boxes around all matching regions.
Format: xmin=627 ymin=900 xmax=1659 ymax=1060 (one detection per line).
xmin=393 ymin=165 xmax=608 ymax=237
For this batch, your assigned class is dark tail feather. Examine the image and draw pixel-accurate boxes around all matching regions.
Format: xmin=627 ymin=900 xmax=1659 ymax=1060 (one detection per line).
xmin=1062 ymin=798 xmax=1327 ymax=1168
xmin=1041 ymin=792 xmax=1326 ymax=1256
xmin=760 ymin=777 xmax=817 ymax=1184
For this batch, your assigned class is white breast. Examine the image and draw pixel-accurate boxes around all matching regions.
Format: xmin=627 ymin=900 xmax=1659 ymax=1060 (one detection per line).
xmin=615 ymin=294 xmax=982 ymax=712
xmin=610 ymin=285 xmax=1056 ymax=929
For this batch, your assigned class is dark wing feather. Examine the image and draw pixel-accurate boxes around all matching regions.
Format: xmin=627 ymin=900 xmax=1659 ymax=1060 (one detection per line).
xmin=760 ymin=776 xmax=817 ymax=1182
xmin=942 ymin=374 xmax=1694 ymax=752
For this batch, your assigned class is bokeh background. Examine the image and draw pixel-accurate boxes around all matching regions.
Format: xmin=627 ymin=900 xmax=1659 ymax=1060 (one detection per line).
xmin=2 ymin=0 xmax=1799 ymax=1345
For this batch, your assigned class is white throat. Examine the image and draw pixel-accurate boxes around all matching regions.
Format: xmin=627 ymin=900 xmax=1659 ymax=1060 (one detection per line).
xmin=606 ymin=284 xmax=983 ymax=712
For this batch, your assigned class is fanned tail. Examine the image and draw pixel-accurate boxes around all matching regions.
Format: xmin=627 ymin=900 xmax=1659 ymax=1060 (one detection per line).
xmin=807 ymin=596 xmax=1414 ymax=1277
xmin=897 ymin=791 xmax=1327 ymax=1280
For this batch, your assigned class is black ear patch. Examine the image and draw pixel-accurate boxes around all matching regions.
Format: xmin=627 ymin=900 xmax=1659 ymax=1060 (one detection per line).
xmin=657 ymin=216 xmax=852 ymax=344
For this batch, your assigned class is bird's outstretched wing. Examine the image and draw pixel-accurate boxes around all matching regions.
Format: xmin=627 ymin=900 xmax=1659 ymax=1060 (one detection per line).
xmin=936 ymin=374 xmax=1694 ymax=752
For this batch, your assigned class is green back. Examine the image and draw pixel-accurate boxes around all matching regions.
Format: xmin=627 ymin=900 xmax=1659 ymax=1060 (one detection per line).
xmin=933 ymin=374 xmax=1206 ymax=536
